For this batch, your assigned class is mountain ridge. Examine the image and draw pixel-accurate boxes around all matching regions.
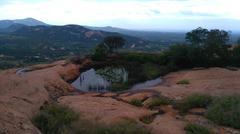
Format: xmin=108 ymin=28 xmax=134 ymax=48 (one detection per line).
xmin=0 ymin=18 xmax=47 ymax=29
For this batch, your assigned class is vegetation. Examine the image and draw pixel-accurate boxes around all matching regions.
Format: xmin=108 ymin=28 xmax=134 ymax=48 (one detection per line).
xmin=32 ymin=104 xmax=79 ymax=134
xmin=121 ymin=52 xmax=166 ymax=64
xmin=102 ymin=36 xmax=125 ymax=53
xmin=175 ymin=93 xmax=213 ymax=114
xmin=206 ymin=95 xmax=240 ymax=129
xmin=142 ymin=63 xmax=162 ymax=79
xmin=184 ymin=123 xmax=212 ymax=134
xmin=110 ymin=82 xmax=130 ymax=92
xmin=146 ymin=96 xmax=172 ymax=109
xmin=33 ymin=104 xmax=151 ymax=134
xmin=177 ymin=79 xmax=190 ymax=85
xmin=129 ymin=99 xmax=143 ymax=107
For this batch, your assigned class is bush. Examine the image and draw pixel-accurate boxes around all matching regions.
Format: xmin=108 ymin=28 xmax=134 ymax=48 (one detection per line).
xmin=110 ymin=82 xmax=130 ymax=92
xmin=129 ymin=99 xmax=143 ymax=107
xmin=121 ymin=52 xmax=166 ymax=64
xmin=206 ymin=95 xmax=240 ymax=129
xmin=142 ymin=63 xmax=161 ymax=79
xmin=32 ymin=104 xmax=78 ymax=134
xmin=184 ymin=123 xmax=212 ymax=134
xmin=67 ymin=120 xmax=151 ymax=134
xmin=146 ymin=96 xmax=172 ymax=109
xmin=176 ymin=93 xmax=213 ymax=114
xmin=92 ymin=45 xmax=108 ymax=61
xmin=177 ymin=79 xmax=190 ymax=85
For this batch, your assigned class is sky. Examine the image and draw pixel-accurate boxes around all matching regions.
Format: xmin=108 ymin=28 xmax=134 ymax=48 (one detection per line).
xmin=0 ymin=0 xmax=240 ymax=31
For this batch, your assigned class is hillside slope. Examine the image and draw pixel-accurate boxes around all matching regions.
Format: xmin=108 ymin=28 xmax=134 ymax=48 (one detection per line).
xmin=0 ymin=18 xmax=47 ymax=29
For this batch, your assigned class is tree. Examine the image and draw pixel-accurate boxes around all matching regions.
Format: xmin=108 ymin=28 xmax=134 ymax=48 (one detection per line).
xmin=185 ymin=27 xmax=209 ymax=46
xmin=185 ymin=28 xmax=230 ymax=66
xmin=102 ymin=36 xmax=125 ymax=53
xmin=230 ymin=45 xmax=240 ymax=66
xmin=204 ymin=29 xmax=229 ymax=64
xmin=237 ymin=37 xmax=240 ymax=45
xmin=92 ymin=43 xmax=108 ymax=60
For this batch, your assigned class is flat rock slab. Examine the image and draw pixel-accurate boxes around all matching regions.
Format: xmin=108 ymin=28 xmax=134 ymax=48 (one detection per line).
xmin=58 ymin=95 xmax=152 ymax=124
xmin=148 ymin=115 xmax=186 ymax=134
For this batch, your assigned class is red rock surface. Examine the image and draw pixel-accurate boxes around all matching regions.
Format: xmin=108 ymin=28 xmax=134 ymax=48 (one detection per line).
xmin=0 ymin=61 xmax=84 ymax=134
xmin=151 ymin=67 xmax=240 ymax=99
xmin=58 ymin=95 xmax=153 ymax=124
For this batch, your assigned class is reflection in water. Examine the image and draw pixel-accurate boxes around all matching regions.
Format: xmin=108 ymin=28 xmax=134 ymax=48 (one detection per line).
xmin=71 ymin=67 xmax=128 ymax=92
xmin=97 ymin=67 xmax=128 ymax=83
xmin=130 ymin=78 xmax=162 ymax=90
xmin=71 ymin=67 xmax=162 ymax=92
xmin=71 ymin=69 xmax=110 ymax=92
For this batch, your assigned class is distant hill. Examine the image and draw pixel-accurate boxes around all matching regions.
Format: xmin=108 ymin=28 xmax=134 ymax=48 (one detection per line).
xmin=0 ymin=24 xmax=163 ymax=68
xmin=86 ymin=26 xmax=240 ymax=44
xmin=0 ymin=18 xmax=47 ymax=29
xmin=85 ymin=26 xmax=186 ymax=44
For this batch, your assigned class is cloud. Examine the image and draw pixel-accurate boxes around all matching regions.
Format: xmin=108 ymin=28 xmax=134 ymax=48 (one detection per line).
xmin=180 ymin=11 xmax=217 ymax=17
xmin=0 ymin=0 xmax=240 ymax=30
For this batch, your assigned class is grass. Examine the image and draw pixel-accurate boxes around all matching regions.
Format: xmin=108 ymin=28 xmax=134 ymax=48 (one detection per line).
xmin=175 ymin=93 xmax=213 ymax=114
xmin=184 ymin=123 xmax=212 ymax=134
xmin=129 ymin=99 xmax=143 ymax=107
xmin=177 ymin=79 xmax=190 ymax=85
xmin=145 ymin=96 xmax=172 ymax=109
xmin=32 ymin=104 xmax=79 ymax=134
xmin=205 ymin=95 xmax=240 ymax=129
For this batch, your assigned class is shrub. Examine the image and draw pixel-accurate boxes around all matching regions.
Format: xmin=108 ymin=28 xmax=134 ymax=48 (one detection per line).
xmin=109 ymin=83 xmax=130 ymax=92
xmin=184 ymin=123 xmax=212 ymax=134
xmin=177 ymin=79 xmax=190 ymax=85
xmin=146 ymin=96 xmax=172 ymax=109
xmin=32 ymin=104 xmax=78 ymax=134
xmin=92 ymin=45 xmax=108 ymax=61
xmin=142 ymin=63 xmax=161 ymax=79
xmin=175 ymin=93 xmax=213 ymax=114
xmin=129 ymin=99 xmax=143 ymax=107
xmin=206 ymin=95 xmax=240 ymax=129
xmin=68 ymin=120 xmax=151 ymax=134
xmin=121 ymin=52 xmax=166 ymax=64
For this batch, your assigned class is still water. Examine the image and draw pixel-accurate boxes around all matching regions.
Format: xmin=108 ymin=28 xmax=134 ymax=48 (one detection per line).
xmin=71 ymin=67 xmax=162 ymax=92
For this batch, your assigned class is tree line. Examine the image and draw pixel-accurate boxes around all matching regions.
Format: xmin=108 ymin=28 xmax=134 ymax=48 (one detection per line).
xmin=92 ymin=27 xmax=240 ymax=69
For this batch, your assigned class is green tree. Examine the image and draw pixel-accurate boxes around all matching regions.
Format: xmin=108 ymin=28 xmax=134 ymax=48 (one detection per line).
xmin=92 ymin=43 xmax=108 ymax=60
xmin=103 ymin=36 xmax=125 ymax=53
xmin=237 ymin=37 xmax=240 ymax=45
xmin=204 ymin=29 xmax=229 ymax=65
xmin=185 ymin=28 xmax=230 ymax=66
xmin=185 ymin=27 xmax=209 ymax=46
xmin=230 ymin=45 xmax=240 ymax=66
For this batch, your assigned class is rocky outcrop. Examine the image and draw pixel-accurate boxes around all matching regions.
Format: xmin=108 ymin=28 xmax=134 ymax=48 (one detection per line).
xmin=58 ymin=95 xmax=153 ymax=124
xmin=0 ymin=60 xmax=89 ymax=134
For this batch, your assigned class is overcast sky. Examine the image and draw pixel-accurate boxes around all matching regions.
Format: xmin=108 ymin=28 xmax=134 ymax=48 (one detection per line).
xmin=0 ymin=0 xmax=240 ymax=31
